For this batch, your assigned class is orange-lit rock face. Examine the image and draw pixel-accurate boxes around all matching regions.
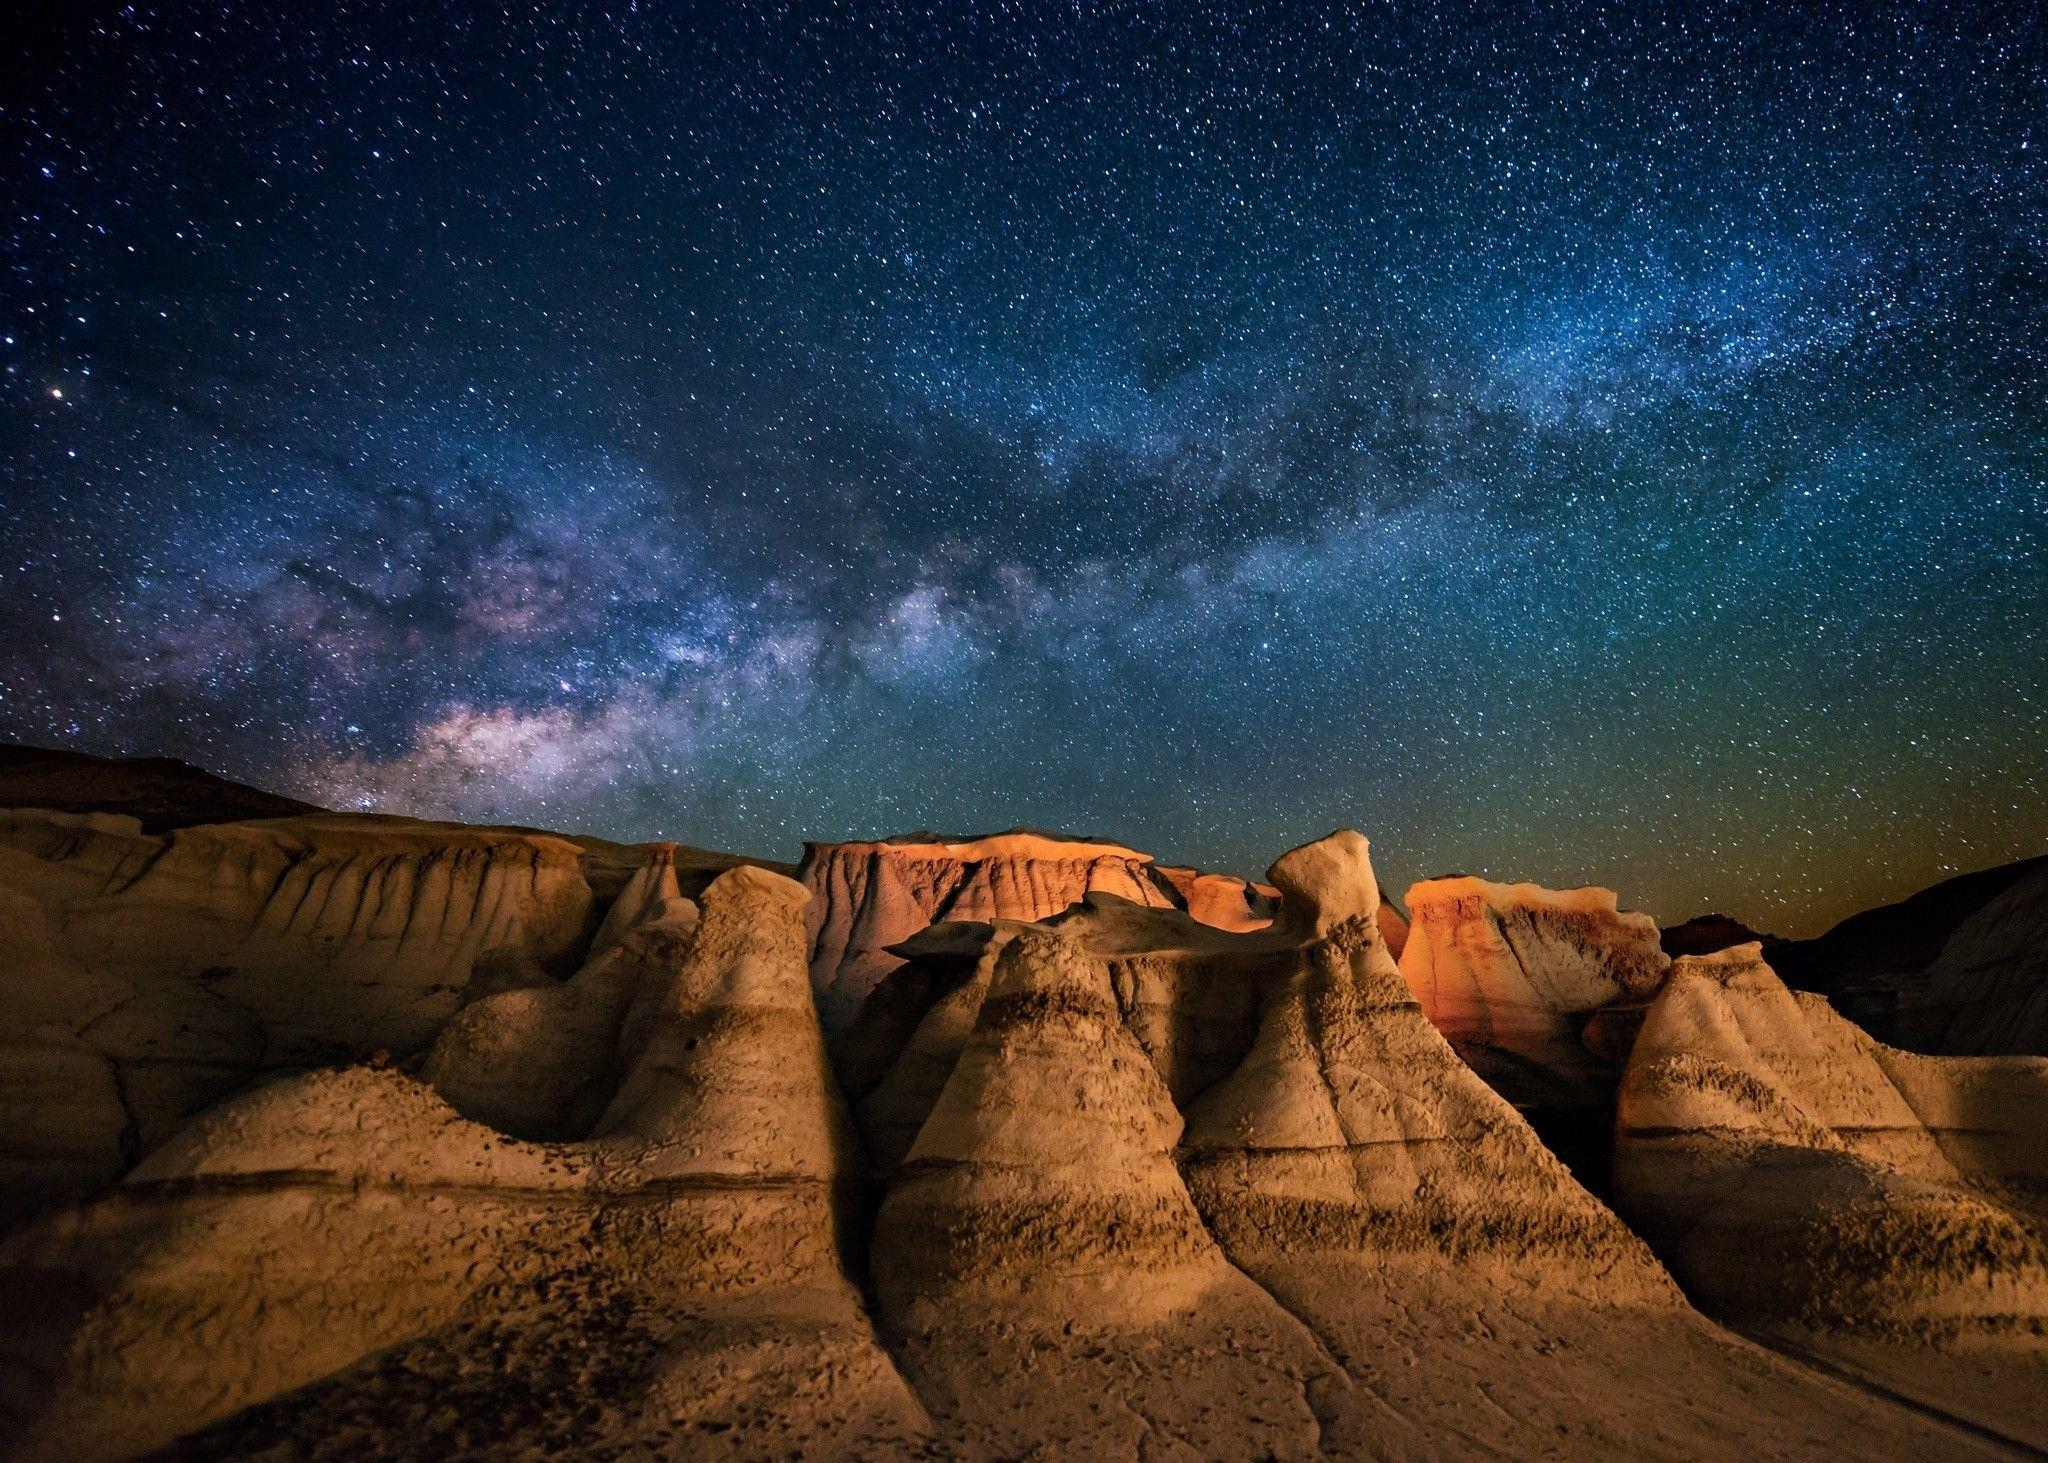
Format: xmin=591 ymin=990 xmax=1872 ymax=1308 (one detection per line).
xmin=798 ymin=832 xmax=1276 ymax=1032
xmin=1398 ymin=876 xmax=1668 ymax=1109
xmin=1150 ymin=865 xmax=1281 ymax=933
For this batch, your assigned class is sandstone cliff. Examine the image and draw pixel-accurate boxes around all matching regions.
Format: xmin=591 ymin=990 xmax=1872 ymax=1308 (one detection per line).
xmin=797 ymin=830 xmax=1285 ymax=1032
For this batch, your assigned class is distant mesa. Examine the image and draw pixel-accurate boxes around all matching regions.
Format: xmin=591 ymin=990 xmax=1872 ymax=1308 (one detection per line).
xmin=1902 ymin=859 xmax=2048 ymax=1053
xmin=0 ymin=742 xmax=325 ymax=833
xmin=1769 ymin=855 xmax=2048 ymax=1052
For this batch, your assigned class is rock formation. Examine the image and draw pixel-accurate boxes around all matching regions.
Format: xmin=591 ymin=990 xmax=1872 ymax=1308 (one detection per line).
xmin=0 ymin=799 xmax=785 ymax=1223
xmin=1897 ymin=860 xmax=2048 ymax=1054
xmin=802 ymin=831 xmax=1176 ymax=1032
xmin=1771 ymin=854 xmax=2048 ymax=1046
xmin=1173 ymin=836 xmax=1959 ymax=1456
xmin=0 ymin=865 xmax=925 ymax=1460
xmin=1397 ymin=875 xmax=1669 ymax=1139
xmin=0 ymin=808 xmax=585 ymax=1221
xmin=838 ymin=920 xmax=1026 ymax=1178
xmin=1153 ymin=861 xmax=1289 ymax=934
xmin=843 ymin=832 xmax=1988 ymax=1455
xmin=419 ymin=851 xmax=702 ymax=1142
xmin=1614 ymin=943 xmax=2048 ymax=1446
xmin=867 ymin=922 xmax=1350 ymax=1455
xmin=3 ymin=749 xmax=2042 ymax=1457
xmin=799 ymin=830 xmax=1308 ymax=1032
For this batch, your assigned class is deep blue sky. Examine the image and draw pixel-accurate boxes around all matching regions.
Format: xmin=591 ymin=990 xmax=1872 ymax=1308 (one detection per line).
xmin=4 ymin=2 xmax=2043 ymax=932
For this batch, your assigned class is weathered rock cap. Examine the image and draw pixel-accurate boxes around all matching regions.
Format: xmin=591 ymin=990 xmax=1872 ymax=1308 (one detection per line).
xmin=1267 ymin=828 xmax=1383 ymax=943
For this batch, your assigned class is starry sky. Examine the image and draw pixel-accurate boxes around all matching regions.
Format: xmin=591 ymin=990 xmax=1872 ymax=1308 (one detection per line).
xmin=4 ymin=2 xmax=2044 ymax=933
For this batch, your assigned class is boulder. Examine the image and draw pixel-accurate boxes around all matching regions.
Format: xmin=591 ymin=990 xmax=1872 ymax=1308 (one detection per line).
xmin=1661 ymin=912 xmax=1775 ymax=957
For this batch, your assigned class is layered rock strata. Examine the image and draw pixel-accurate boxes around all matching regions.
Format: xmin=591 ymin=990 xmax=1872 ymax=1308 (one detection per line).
xmin=1398 ymin=875 xmax=1669 ymax=1109
xmin=1174 ymin=837 xmax=1960 ymax=1456
xmin=0 ymin=809 xmax=593 ymax=1221
xmin=2 ymin=758 xmax=2035 ymax=1458
xmin=0 ymin=796 xmax=789 ymax=1221
xmin=0 ymin=865 xmax=925 ymax=1460
xmin=799 ymin=830 xmax=1308 ymax=1033
xmin=867 ymin=922 xmax=1347 ymax=1455
xmin=854 ymin=833 xmax=1987 ymax=1455
xmin=1614 ymin=944 xmax=2048 ymax=1446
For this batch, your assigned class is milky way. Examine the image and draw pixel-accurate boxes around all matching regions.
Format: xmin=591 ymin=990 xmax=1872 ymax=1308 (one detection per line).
xmin=4 ymin=3 xmax=2044 ymax=931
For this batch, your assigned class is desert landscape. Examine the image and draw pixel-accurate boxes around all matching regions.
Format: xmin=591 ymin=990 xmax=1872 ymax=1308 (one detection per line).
xmin=1 ymin=744 xmax=2044 ymax=1458
xmin=8 ymin=4 xmax=2046 ymax=1456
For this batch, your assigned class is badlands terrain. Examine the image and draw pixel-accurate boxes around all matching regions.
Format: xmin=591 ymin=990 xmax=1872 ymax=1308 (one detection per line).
xmin=1 ymin=743 xmax=2045 ymax=1459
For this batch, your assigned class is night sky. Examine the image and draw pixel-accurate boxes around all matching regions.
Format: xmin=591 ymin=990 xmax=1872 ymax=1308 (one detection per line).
xmin=4 ymin=3 xmax=2044 ymax=933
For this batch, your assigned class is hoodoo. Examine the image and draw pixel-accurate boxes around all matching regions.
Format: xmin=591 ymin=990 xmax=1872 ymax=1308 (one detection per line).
xmin=0 ymin=865 xmax=926 ymax=1460
xmin=1614 ymin=943 xmax=2048 ymax=1446
xmin=0 ymin=756 xmax=2038 ymax=1458
xmin=1175 ymin=835 xmax=1970 ymax=1456
xmin=801 ymin=831 xmax=1229 ymax=1031
xmin=1398 ymin=875 xmax=1670 ymax=1108
xmin=867 ymin=922 xmax=1347 ymax=1456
